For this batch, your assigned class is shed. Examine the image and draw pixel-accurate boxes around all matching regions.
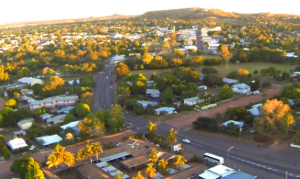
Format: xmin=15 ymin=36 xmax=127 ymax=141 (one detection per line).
xmin=17 ymin=118 xmax=34 ymax=130
xmin=7 ymin=138 xmax=28 ymax=150
xmin=231 ymin=83 xmax=250 ymax=94
xmin=184 ymin=97 xmax=201 ymax=106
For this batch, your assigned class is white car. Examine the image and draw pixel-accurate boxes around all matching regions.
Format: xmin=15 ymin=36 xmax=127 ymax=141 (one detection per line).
xmin=182 ymin=139 xmax=190 ymax=144
xmin=106 ymin=76 xmax=108 ymax=78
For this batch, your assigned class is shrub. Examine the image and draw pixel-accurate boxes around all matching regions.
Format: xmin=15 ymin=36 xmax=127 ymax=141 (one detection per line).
xmin=181 ymin=105 xmax=193 ymax=111
xmin=189 ymin=155 xmax=203 ymax=163
xmin=4 ymin=150 xmax=11 ymax=159
xmin=253 ymin=133 xmax=268 ymax=143
xmin=103 ymin=142 xmax=114 ymax=150
xmin=262 ymin=81 xmax=272 ymax=89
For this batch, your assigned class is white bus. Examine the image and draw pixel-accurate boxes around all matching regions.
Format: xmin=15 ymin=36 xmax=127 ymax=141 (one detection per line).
xmin=203 ymin=153 xmax=224 ymax=165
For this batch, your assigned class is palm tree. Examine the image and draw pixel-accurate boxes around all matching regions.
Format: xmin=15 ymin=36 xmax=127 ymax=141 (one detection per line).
xmin=46 ymin=154 xmax=60 ymax=168
xmin=149 ymin=148 xmax=158 ymax=163
xmin=46 ymin=145 xmax=66 ymax=168
xmin=64 ymin=152 xmax=76 ymax=167
xmin=173 ymin=155 xmax=187 ymax=170
xmin=147 ymin=121 xmax=157 ymax=134
xmin=77 ymin=148 xmax=86 ymax=165
xmin=133 ymin=171 xmax=144 ymax=179
xmin=167 ymin=128 xmax=177 ymax=145
xmin=114 ymin=174 xmax=122 ymax=179
xmin=145 ymin=163 xmax=156 ymax=179
xmin=90 ymin=142 xmax=103 ymax=160
xmin=158 ymin=159 xmax=168 ymax=170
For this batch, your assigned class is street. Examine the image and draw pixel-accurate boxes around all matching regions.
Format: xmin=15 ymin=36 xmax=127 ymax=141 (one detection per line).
xmin=95 ymin=59 xmax=300 ymax=179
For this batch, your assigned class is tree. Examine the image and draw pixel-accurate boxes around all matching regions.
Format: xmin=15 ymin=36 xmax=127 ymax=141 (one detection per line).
xmin=63 ymin=114 xmax=77 ymax=124
xmin=80 ymin=92 xmax=94 ymax=108
xmin=42 ymin=76 xmax=65 ymax=96
xmin=173 ymin=155 xmax=187 ymax=170
xmin=144 ymin=163 xmax=156 ymax=179
xmin=47 ymin=145 xmax=76 ymax=168
xmin=133 ymin=171 xmax=144 ymax=179
xmin=107 ymin=104 xmax=124 ymax=132
xmin=294 ymin=132 xmax=300 ymax=145
xmin=193 ymin=117 xmax=218 ymax=132
xmin=114 ymin=174 xmax=122 ymax=179
xmin=142 ymin=53 xmax=154 ymax=65
xmin=116 ymin=62 xmax=130 ymax=78
xmin=219 ymin=44 xmax=232 ymax=63
xmin=260 ymin=68 xmax=268 ymax=75
xmin=167 ymin=128 xmax=177 ymax=145
xmin=236 ymin=69 xmax=249 ymax=76
xmin=218 ymin=85 xmax=234 ymax=99
xmin=147 ymin=121 xmax=157 ymax=135
xmin=254 ymin=99 xmax=294 ymax=135
xmin=149 ymin=148 xmax=158 ymax=163
xmin=253 ymin=70 xmax=259 ymax=74
xmin=262 ymin=81 xmax=272 ymax=89
xmin=202 ymin=67 xmax=218 ymax=75
xmin=203 ymin=74 xmax=223 ymax=86
xmin=5 ymin=98 xmax=18 ymax=109
xmin=160 ymin=88 xmax=173 ymax=104
xmin=75 ymin=103 xmax=90 ymax=117
xmin=10 ymin=157 xmax=45 ymax=179
xmin=89 ymin=142 xmax=103 ymax=160
xmin=78 ymin=114 xmax=106 ymax=139
xmin=158 ymin=159 xmax=168 ymax=170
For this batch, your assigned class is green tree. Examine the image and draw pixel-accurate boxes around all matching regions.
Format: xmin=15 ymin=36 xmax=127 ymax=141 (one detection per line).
xmin=173 ymin=155 xmax=187 ymax=170
xmin=80 ymin=92 xmax=94 ymax=108
xmin=78 ymin=114 xmax=106 ymax=139
xmin=63 ymin=114 xmax=77 ymax=124
xmin=75 ymin=103 xmax=90 ymax=117
xmin=10 ymin=157 xmax=45 ymax=179
xmin=160 ymin=88 xmax=173 ymax=104
xmin=25 ymin=168 xmax=45 ymax=179
xmin=107 ymin=104 xmax=124 ymax=132
xmin=218 ymin=85 xmax=234 ymax=99
xmin=294 ymin=132 xmax=300 ymax=145
xmin=193 ymin=117 xmax=218 ymax=132
xmin=167 ymin=128 xmax=177 ymax=145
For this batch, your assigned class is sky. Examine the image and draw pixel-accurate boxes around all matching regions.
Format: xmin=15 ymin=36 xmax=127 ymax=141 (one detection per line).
xmin=1 ymin=0 xmax=299 ymax=25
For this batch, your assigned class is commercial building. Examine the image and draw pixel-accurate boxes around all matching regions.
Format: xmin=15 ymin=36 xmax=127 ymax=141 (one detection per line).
xmin=17 ymin=77 xmax=44 ymax=86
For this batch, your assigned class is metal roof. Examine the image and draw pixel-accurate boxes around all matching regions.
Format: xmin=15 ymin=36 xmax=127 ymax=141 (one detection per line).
xmin=99 ymin=151 xmax=131 ymax=162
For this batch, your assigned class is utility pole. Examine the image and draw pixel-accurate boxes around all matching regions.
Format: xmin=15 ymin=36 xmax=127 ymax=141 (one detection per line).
xmin=286 ymin=171 xmax=288 ymax=179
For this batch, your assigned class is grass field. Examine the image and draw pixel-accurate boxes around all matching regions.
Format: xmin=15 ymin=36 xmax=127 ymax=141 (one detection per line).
xmin=131 ymin=69 xmax=170 ymax=79
xmin=62 ymin=76 xmax=81 ymax=81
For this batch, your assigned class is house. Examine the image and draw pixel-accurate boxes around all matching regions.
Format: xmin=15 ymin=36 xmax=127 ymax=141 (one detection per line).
xmin=30 ymin=96 xmax=78 ymax=111
xmin=207 ymin=43 xmax=220 ymax=54
xmin=17 ymin=118 xmax=34 ymax=130
xmin=146 ymin=81 xmax=154 ymax=88
xmin=167 ymin=165 xmax=203 ymax=179
xmin=57 ymin=106 xmax=75 ymax=114
xmin=17 ymin=77 xmax=44 ymax=86
xmin=110 ymin=55 xmax=125 ymax=64
xmin=231 ymin=83 xmax=251 ymax=94
xmin=46 ymin=115 xmax=67 ymax=124
xmin=20 ymin=89 xmax=33 ymax=96
xmin=247 ymin=108 xmax=260 ymax=116
xmin=60 ymin=120 xmax=83 ymax=136
xmin=7 ymin=138 xmax=28 ymax=151
xmin=184 ymin=97 xmax=201 ymax=106
xmin=146 ymin=89 xmax=160 ymax=98
xmin=288 ymin=99 xmax=295 ymax=105
xmin=40 ymin=113 xmax=53 ymax=121
xmin=223 ymin=78 xmax=238 ymax=85
xmin=155 ymin=107 xmax=176 ymax=115
xmin=199 ymin=165 xmax=256 ymax=179
xmin=184 ymin=45 xmax=197 ymax=51
xmin=35 ymin=134 xmax=62 ymax=147
xmin=198 ymin=85 xmax=207 ymax=90
xmin=136 ymin=101 xmax=158 ymax=108
xmin=220 ymin=120 xmax=244 ymax=128
xmin=77 ymin=163 xmax=113 ymax=179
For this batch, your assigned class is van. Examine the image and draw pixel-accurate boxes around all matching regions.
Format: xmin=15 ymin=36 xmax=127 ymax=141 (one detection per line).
xmin=246 ymin=92 xmax=252 ymax=95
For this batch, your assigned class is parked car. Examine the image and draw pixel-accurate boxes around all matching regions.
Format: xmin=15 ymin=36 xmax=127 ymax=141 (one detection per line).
xmin=116 ymin=142 xmax=122 ymax=147
xmin=253 ymin=91 xmax=260 ymax=95
xmin=29 ymin=145 xmax=35 ymax=151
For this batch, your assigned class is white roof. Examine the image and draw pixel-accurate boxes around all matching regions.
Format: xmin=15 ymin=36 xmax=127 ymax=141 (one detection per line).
xmin=199 ymin=170 xmax=220 ymax=179
xmin=35 ymin=134 xmax=62 ymax=146
xmin=232 ymin=83 xmax=250 ymax=89
xmin=223 ymin=78 xmax=238 ymax=84
xmin=247 ymin=108 xmax=260 ymax=116
xmin=146 ymin=89 xmax=160 ymax=94
xmin=95 ymin=161 xmax=108 ymax=168
xmin=111 ymin=55 xmax=124 ymax=61
xmin=208 ymin=165 xmax=235 ymax=176
xmin=7 ymin=138 xmax=28 ymax=150
xmin=17 ymin=77 xmax=43 ymax=84
xmin=60 ymin=120 xmax=82 ymax=130
xmin=221 ymin=120 xmax=244 ymax=128
xmin=155 ymin=107 xmax=175 ymax=112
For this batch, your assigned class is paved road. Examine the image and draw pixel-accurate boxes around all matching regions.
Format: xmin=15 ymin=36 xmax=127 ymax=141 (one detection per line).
xmin=196 ymin=26 xmax=205 ymax=52
xmin=95 ymin=59 xmax=300 ymax=179
xmin=0 ymin=131 xmax=134 ymax=178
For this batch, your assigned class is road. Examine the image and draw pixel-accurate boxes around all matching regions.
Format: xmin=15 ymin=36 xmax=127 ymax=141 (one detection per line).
xmin=95 ymin=59 xmax=300 ymax=179
xmin=196 ymin=26 xmax=205 ymax=52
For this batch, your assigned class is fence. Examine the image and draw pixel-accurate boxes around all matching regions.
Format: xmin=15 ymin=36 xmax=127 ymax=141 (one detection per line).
xmin=216 ymin=98 xmax=234 ymax=105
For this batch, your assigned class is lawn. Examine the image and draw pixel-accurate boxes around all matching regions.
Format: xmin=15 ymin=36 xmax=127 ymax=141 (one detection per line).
xmin=202 ymin=55 xmax=222 ymax=60
xmin=62 ymin=76 xmax=81 ymax=81
xmin=195 ymin=62 xmax=295 ymax=76
xmin=131 ymin=69 xmax=170 ymax=79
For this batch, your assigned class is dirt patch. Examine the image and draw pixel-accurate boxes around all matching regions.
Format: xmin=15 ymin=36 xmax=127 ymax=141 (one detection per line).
xmin=165 ymin=84 xmax=281 ymax=128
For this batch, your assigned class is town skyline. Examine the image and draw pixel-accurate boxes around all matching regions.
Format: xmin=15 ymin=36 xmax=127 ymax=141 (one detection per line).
xmin=1 ymin=0 xmax=299 ymax=25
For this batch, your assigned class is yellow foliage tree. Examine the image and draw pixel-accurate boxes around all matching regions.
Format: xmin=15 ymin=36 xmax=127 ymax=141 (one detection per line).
xmin=142 ymin=53 xmax=154 ymax=64
xmin=237 ymin=69 xmax=249 ymax=76
xmin=116 ymin=62 xmax=130 ymax=77
xmin=80 ymin=92 xmax=94 ymax=108
xmin=42 ymin=76 xmax=65 ymax=92
xmin=254 ymin=99 xmax=294 ymax=135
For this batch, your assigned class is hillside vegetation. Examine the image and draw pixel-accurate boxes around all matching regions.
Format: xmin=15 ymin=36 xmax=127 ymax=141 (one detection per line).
xmin=138 ymin=8 xmax=239 ymax=20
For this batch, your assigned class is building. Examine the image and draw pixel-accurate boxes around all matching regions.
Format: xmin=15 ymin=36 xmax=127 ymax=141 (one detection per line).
xmin=56 ymin=106 xmax=75 ymax=114
xmin=60 ymin=120 xmax=82 ymax=136
xmin=231 ymin=83 xmax=251 ymax=94
xmin=40 ymin=113 xmax=53 ymax=121
xmin=30 ymin=96 xmax=78 ymax=111
xmin=167 ymin=165 xmax=203 ymax=179
xmin=247 ymin=108 xmax=260 ymax=116
xmin=7 ymin=138 xmax=28 ymax=151
xmin=146 ymin=81 xmax=154 ymax=88
xmin=146 ymin=89 xmax=160 ymax=98
xmin=110 ymin=55 xmax=125 ymax=64
xmin=184 ymin=97 xmax=201 ymax=106
xmin=136 ymin=100 xmax=158 ymax=108
xmin=223 ymin=78 xmax=238 ymax=85
xmin=198 ymin=85 xmax=207 ymax=90
xmin=17 ymin=118 xmax=34 ymax=130
xmin=199 ymin=165 xmax=256 ymax=179
xmin=220 ymin=120 xmax=244 ymax=128
xmin=155 ymin=107 xmax=176 ymax=115
xmin=46 ymin=115 xmax=67 ymax=124
xmin=35 ymin=134 xmax=62 ymax=147
xmin=17 ymin=77 xmax=44 ymax=86
xmin=77 ymin=163 xmax=113 ymax=179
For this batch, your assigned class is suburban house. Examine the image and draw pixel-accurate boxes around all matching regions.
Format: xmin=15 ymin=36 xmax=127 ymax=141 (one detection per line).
xmin=247 ymin=108 xmax=260 ymax=116
xmin=60 ymin=120 xmax=83 ymax=136
xmin=40 ymin=113 xmax=53 ymax=121
xmin=199 ymin=164 xmax=256 ymax=179
xmin=198 ymin=85 xmax=207 ymax=90
xmin=7 ymin=138 xmax=28 ymax=151
xmin=20 ymin=89 xmax=33 ymax=96
xmin=136 ymin=100 xmax=158 ymax=108
xmin=184 ymin=97 xmax=201 ymax=106
xmin=231 ymin=83 xmax=251 ymax=94
xmin=35 ymin=134 xmax=63 ymax=147
xmin=110 ymin=55 xmax=125 ymax=64
xmin=146 ymin=89 xmax=160 ymax=98
xmin=46 ymin=115 xmax=67 ymax=124
xmin=30 ymin=95 xmax=78 ymax=111
xmin=220 ymin=120 xmax=244 ymax=128
xmin=17 ymin=77 xmax=44 ymax=86
xmin=57 ymin=106 xmax=75 ymax=114
xmin=17 ymin=118 xmax=34 ymax=130
xmin=223 ymin=78 xmax=238 ymax=85
xmin=154 ymin=107 xmax=176 ymax=115
xmin=146 ymin=81 xmax=154 ymax=88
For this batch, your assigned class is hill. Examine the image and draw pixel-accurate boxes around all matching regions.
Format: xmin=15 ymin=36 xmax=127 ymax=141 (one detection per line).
xmin=138 ymin=8 xmax=239 ymax=20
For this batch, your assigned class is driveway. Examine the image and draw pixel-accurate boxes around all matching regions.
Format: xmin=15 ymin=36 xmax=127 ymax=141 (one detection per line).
xmin=165 ymin=85 xmax=281 ymax=128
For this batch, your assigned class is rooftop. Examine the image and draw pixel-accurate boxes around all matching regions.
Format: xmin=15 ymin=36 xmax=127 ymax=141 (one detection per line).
xmin=77 ymin=163 xmax=113 ymax=179
xmin=166 ymin=165 xmax=203 ymax=179
xmin=35 ymin=134 xmax=62 ymax=146
xmin=184 ymin=96 xmax=200 ymax=102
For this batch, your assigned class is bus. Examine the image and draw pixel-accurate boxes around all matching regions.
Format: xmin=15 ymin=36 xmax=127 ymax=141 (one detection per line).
xmin=203 ymin=153 xmax=224 ymax=165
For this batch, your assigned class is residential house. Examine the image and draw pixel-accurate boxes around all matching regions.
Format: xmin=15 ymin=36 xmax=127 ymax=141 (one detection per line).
xmin=57 ymin=106 xmax=75 ymax=114
xmin=35 ymin=134 xmax=62 ymax=147
xmin=154 ymin=107 xmax=176 ymax=115
xmin=220 ymin=120 xmax=244 ymax=128
xmin=247 ymin=108 xmax=260 ymax=116
xmin=17 ymin=118 xmax=34 ymax=130
xmin=198 ymin=85 xmax=207 ymax=90
xmin=223 ymin=78 xmax=238 ymax=85
xmin=17 ymin=77 xmax=44 ymax=86
xmin=40 ymin=113 xmax=53 ymax=121
xmin=146 ymin=81 xmax=154 ymax=88
xmin=184 ymin=97 xmax=201 ymax=106
xmin=231 ymin=83 xmax=251 ymax=94
xmin=136 ymin=100 xmax=158 ymax=108
xmin=46 ymin=115 xmax=67 ymax=124
xmin=29 ymin=96 xmax=78 ymax=111
xmin=7 ymin=138 xmax=28 ymax=151
xmin=60 ymin=120 xmax=83 ymax=136
xmin=146 ymin=89 xmax=160 ymax=98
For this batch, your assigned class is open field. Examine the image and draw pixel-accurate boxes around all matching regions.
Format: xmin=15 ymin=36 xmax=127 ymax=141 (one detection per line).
xmin=131 ymin=69 xmax=170 ymax=79
xmin=62 ymin=76 xmax=81 ymax=81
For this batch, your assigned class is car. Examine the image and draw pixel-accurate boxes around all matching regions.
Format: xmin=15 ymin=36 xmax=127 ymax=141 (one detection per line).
xmin=116 ymin=142 xmax=122 ymax=147
xmin=124 ymin=111 xmax=129 ymax=114
xmin=182 ymin=139 xmax=190 ymax=143
xmin=29 ymin=145 xmax=35 ymax=151
xmin=253 ymin=91 xmax=260 ymax=95
xmin=106 ymin=76 xmax=108 ymax=78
